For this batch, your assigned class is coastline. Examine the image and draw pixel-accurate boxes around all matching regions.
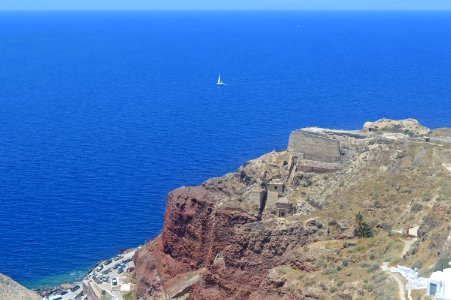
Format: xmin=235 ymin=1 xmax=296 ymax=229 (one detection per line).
xmin=33 ymin=247 xmax=139 ymax=299
xmin=3 ymin=118 xmax=450 ymax=300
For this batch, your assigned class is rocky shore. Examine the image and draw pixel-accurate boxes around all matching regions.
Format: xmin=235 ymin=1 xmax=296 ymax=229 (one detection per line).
xmin=33 ymin=248 xmax=137 ymax=300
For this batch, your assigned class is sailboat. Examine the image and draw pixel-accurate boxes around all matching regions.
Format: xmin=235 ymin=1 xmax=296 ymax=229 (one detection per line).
xmin=216 ymin=75 xmax=226 ymax=86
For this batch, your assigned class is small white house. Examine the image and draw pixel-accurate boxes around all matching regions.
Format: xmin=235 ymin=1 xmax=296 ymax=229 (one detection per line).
xmin=428 ymin=267 xmax=451 ymax=299
xmin=387 ymin=263 xmax=451 ymax=300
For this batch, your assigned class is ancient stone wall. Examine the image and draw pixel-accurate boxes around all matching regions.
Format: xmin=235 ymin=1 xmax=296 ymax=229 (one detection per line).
xmin=288 ymin=130 xmax=340 ymax=163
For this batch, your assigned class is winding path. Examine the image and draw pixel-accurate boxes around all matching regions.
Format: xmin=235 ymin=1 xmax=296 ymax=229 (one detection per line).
xmin=387 ymin=271 xmax=408 ymax=300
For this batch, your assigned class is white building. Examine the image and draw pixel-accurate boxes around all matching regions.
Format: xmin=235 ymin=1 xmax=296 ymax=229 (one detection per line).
xmin=386 ymin=263 xmax=451 ymax=300
xmin=428 ymin=267 xmax=451 ymax=300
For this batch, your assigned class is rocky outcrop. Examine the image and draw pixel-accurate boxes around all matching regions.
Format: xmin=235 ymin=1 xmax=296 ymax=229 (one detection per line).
xmin=133 ymin=119 xmax=451 ymax=300
xmin=418 ymin=203 xmax=451 ymax=258
xmin=363 ymin=118 xmax=431 ymax=136
xmin=0 ymin=273 xmax=41 ymax=300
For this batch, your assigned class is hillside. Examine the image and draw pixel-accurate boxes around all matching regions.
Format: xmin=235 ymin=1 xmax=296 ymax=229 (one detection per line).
xmin=132 ymin=119 xmax=451 ymax=300
xmin=0 ymin=273 xmax=41 ymax=300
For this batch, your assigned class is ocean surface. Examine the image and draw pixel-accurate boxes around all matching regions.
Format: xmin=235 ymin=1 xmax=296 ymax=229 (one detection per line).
xmin=0 ymin=11 xmax=450 ymax=288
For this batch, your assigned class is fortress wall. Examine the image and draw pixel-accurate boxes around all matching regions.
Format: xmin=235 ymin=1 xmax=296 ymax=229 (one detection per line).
xmin=288 ymin=130 xmax=340 ymax=163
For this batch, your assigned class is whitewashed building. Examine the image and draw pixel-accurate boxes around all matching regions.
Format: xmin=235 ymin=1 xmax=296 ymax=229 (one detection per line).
xmin=428 ymin=267 xmax=451 ymax=299
xmin=386 ymin=263 xmax=451 ymax=300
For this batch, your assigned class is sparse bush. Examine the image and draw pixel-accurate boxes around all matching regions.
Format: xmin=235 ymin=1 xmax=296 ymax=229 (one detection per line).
xmin=379 ymin=223 xmax=392 ymax=231
xmin=409 ymin=242 xmax=419 ymax=255
xmin=374 ymin=200 xmax=384 ymax=208
xmin=412 ymin=260 xmax=423 ymax=269
xmin=402 ymin=187 xmax=412 ymax=194
xmin=124 ymin=292 xmax=133 ymax=300
xmin=369 ymin=252 xmax=377 ymax=260
xmin=315 ymin=258 xmax=326 ymax=269
xmin=421 ymin=191 xmax=431 ymax=201
xmin=434 ymin=257 xmax=451 ymax=272
xmin=367 ymin=263 xmax=379 ymax=273
xmin=322 ymin=267 xmax=337 ymax=275
xmin=363 ymin=283 xmax=374 ymax=292
xmin=411 ymin=203 xmax=423 ymax=212
xmin=354 ymin=212 xmax=374 ymax=238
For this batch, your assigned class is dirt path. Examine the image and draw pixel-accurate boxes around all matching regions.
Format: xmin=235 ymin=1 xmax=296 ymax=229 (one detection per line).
xmin=382 ymin=225 xmax=419 ymax=300
xmin=387 ymin=272 xmax=408 ymax=300
xmin=401 ymin=238 xmax=417 ymax=257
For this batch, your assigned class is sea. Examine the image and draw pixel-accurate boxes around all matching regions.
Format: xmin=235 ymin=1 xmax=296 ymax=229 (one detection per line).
xmin=0 ymin=11 xmax=450 ymax=288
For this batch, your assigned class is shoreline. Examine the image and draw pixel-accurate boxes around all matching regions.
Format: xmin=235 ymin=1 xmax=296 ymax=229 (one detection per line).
xmin=33 ymin=247 xmax=139 ymax=299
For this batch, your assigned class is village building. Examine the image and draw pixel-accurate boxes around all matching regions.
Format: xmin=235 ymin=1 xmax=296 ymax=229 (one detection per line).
xmin=267 ymin=179 xmax=284 ymax=196
xmin=385 ymin=264 xmax=451 ymax=300
xmin=428 ymin=267 xmax=451 ymax=299
xmin=275 ymin=199 xmax=293 ymax=217
xmin=248 ymin=186 xmax=266 ymax=210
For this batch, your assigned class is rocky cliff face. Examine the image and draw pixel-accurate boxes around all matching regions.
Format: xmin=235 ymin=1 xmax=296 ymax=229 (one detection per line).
xmin=0 ymin=273 xmax=41 ymax=300
xmin=133 ymin=119 xmax=451 ymax=300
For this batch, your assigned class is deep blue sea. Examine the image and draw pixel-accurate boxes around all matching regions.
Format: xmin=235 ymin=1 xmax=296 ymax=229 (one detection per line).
xmin=0 ymin=11 xmax=450 ymax=288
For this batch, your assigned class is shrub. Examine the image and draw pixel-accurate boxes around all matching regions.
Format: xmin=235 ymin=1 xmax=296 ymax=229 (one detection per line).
xmin=374 ymin=200 xmax=384 ymax=208
xmin=434 ymin=257 xmax=451 ymax=272
xmin=354 ymin=212 xmax=374 ymax=238
xmin=369 ymin=252 xmax=377 ymax=260
xmin=124 ymin=292 xmax=133 ymax=300
xmin=315 ymin=258 xmax=326 ymax=269
xmin=367 ymin=263 xmax=379 ymax=273
xmin=411 ymin=203 xmax=423 ymax=212
xmin=322 ymin=267 xmax=337 ymax=275
xmin=412 ymin=260 xmax=423 ymax=269
xmin=379 ymin=223 xmax=392 ymax=231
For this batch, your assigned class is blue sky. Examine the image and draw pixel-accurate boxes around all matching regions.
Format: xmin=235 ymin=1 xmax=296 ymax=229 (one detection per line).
xmin=1 ymin=0 xmax=451 ymax=10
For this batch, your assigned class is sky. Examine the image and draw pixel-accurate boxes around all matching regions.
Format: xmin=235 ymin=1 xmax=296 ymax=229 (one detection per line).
xmin=1 ymin=0 xmax=451 ymax=10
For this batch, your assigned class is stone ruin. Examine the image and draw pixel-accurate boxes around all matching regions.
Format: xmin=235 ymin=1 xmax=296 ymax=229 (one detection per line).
xmin=288 ymin=129 xmax=340 ymax=163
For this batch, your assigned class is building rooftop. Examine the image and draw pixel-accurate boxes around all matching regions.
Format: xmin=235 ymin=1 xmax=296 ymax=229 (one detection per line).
xmin=269 ymin=179 xmax=284 ymax=184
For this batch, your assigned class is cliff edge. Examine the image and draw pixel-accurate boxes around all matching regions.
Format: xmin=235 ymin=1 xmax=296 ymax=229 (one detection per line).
xmin=133 ymin=119 xmax=451 ymax=300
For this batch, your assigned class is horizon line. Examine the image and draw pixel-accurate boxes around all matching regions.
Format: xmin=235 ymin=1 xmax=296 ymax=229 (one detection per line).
xmin=1 ymin=8 xmax=451 ymax=12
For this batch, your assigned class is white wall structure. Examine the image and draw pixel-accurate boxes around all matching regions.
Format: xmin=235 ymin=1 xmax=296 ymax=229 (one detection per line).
xmin=385 ymin=264 xmax=451 ymax=300
xmin=428 ymin=268 xmax=451 ymax=299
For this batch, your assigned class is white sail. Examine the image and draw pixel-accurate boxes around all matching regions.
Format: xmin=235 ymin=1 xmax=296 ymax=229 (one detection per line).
xmin=216 ymin=75 xmax=225 ymax=86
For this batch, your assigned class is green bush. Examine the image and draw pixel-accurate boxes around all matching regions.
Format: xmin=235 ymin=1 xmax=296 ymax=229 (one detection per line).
xmin=354 ymin=212 xmax=374 ymax=238
xmin=434 ymin=257 xmax=451 ymax=271
xmin=411 ymin=203 xmax=423 ymax=212
xmin=412 ymin=260 xmax=423 ymax=269
xmin=367 ymin=263 xmax=380 ymax=273
xmin=124 ymin=292 xmax=133 ymax=300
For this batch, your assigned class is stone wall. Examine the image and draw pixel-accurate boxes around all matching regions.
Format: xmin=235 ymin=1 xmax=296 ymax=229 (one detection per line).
xmin=288 ymin=130 xmax=340 ymax=163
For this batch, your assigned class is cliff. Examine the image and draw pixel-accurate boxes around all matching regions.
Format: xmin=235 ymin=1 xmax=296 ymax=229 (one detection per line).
xmin=0 ymin=273 xmax=41 ymax=300
xmin=133 ymin=119 xmax=451 ymax=300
